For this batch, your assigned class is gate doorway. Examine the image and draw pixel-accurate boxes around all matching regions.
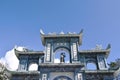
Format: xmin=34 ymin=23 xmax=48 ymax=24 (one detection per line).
xmin=53 ymin=76 xmax=72 ymax=80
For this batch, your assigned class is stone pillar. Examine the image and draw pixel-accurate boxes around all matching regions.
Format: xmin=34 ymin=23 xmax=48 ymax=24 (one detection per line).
xmin=71 ymin=42 xmax=78 ymax=63
xmin=18 ymin=59 xmax=28 ymax=71
xmin=45 ymin=43 xmax=51 ymax=62
xmin=97 ymin=55 xmax=107 ymax=70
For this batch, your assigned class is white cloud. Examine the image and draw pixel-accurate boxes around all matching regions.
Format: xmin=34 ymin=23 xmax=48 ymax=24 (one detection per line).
xmin=28 ymin=63 xmax=38 ymax=71
xmin=0 ymin=46 xmax=27 ymax=71
xmin=54 ymin=58 xmax=69 ymax=63
xmin=4 ymin=48 xmax=19 ymax=71
xmin=54 ymin=58 xmax=60 ymax=63
xmin=0 ymin=46 xmax=41 ymax=71
xmin=66 ymin=60 xmax=70 ymax=63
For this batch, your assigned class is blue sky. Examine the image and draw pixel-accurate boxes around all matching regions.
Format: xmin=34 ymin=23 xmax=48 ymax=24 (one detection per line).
xmin=0 ymin=0 xmax=120 ymax=63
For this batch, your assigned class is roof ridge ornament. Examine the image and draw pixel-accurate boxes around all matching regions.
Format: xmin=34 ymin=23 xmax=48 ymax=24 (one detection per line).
xmin=68 ymin=32 xmax=72 ymax=34
xmin=40 ymin=29 xmax=45 ymax=35
xmin=60 ymin=31 xmax=64 ymax=34
xmin=95 ymin=44 xmax=102 ymax=50
xmin=14 ymin=46 xmax=28 ymax=52
xmin=79 ymin=29 xmax=83 ymax=34
xmin=106 ymin=44 xmax=111 ymax=50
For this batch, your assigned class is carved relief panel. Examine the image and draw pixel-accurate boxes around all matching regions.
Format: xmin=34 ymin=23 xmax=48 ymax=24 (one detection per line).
xmin=53 ymin=42 xmax=70 ymax=50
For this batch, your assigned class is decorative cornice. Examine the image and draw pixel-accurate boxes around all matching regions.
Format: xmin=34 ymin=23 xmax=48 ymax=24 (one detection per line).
xmin=14 ymin=49 xmax=44 ymax=58
xmin=40 ymin=29 xmax=83 ymax=46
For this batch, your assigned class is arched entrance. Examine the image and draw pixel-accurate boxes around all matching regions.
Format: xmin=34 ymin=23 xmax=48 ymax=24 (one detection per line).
xmin=53 ymin=76 xmax=72 ymax=80
xmin=54 ymin=48 xmax=70 ymax=63
xmin=86 ymin=59 xmax=98 ymax=70
xmin=28 ymin=63 xmax=38 ymax=71
xmin=86 ymin=62 xmax=97 ymax=70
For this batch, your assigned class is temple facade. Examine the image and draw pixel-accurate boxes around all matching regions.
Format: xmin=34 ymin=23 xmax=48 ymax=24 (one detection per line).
xmin=0 ymin=30 xmax=116 ymax=80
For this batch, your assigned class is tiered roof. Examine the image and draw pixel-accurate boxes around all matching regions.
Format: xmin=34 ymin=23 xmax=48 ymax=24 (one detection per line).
xmin=40 ymin=29 xmax=83 ymax=45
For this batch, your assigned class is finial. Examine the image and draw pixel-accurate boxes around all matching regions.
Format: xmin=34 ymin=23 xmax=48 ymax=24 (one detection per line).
xmin=40 ymin=29 xmax=45 ymax=35
xmin=14 ymin=45 xmax=17 ymax=49
xmin=95 ymin=44 xmax=102 ymax=50
xmin=60 ymin=31 xmax=64 ymax=34
xmin=106 ymin=44 xmax=111 ymax=50
xmin=68 ymin=32 xmax=72 ymax=34
xmin=73 ymin=32 xmax=76 ymax=34
xmin=79 ymin=29 xmax=83 ymax=34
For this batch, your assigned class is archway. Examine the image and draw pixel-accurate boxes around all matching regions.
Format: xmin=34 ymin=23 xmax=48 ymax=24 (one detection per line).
xmin=28 ymin=63 xmax=38 ymax=71
xmin=86 ymin=62 xmax=97 ymax=70
xmin=54 ymin=48 xmax=70 ymax=63
xmin=53 ymin=76 xmax=72 ymax=80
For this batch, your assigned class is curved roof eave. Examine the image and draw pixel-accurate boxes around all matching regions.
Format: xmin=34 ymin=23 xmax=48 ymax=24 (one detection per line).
xmin=40 ymin=33 xmax=83 ymax=46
